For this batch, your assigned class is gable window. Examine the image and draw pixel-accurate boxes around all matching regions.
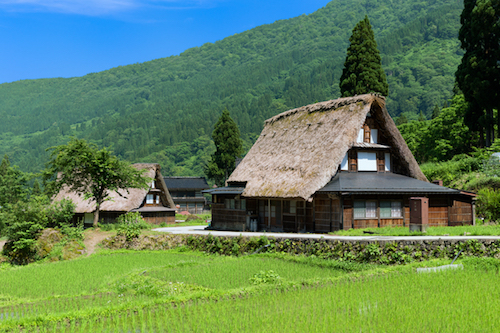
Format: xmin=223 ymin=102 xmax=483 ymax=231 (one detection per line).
xmin=341 ymin=153 xmax=348 ymax=171
xmin=357 ymin=129 xmax=364 ymax=143
xmin=385 ymin=153 xmax=391 ymax=171
xmin=358 ymin=152 xmax=377 ymax=171
xmin=146 ymin=194 xmax=154 ymax=204
xmin=370 ymin=129 xmax=378 ymax=144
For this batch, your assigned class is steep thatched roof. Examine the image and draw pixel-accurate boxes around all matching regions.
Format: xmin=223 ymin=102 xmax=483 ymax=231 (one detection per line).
xmin=54 ymin=163 xmax=175 ymax=213
xmin=228 ymin=94 xmax=427 ymax=201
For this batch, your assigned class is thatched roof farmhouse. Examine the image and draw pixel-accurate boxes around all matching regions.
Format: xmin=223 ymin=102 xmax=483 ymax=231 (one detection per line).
xmin=55 ymin=163 xmax=176 ymax=225
xmin=205 ymin=94 xmax=476 ymax=232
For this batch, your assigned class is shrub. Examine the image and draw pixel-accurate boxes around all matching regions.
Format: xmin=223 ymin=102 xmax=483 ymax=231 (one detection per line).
xmin=476 ymin=188 xmax=500 ymax=222
xmin=185 ymin=215 xmax=202 ymax=222
xmin=116 ymin=212 xmax=150 ymax=241
xmin=2 ymin=196 xmax=76 ymax=265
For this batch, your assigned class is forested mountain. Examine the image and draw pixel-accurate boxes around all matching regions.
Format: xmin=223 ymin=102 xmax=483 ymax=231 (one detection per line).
xmin=0 ymin=0 xmax=464 ymax=176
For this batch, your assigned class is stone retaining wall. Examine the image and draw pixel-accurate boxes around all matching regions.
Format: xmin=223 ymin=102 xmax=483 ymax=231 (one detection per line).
xmin=101 ymin=234 xmax=500 ymax=264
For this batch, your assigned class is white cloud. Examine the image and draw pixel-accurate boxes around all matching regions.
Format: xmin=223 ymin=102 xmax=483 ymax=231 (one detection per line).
xmin=0 ymin=0 xmax=222 ymax=15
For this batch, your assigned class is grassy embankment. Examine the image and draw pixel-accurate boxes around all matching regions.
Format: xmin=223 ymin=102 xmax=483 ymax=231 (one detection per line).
xmin=331 ymin=224 xmax=500 ymax=236
xmin=0 ymin=249 xmax=499 ymax=332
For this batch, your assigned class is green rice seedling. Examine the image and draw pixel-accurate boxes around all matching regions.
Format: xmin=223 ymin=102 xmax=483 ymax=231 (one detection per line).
xmin=147 ymin=255 xmax=360 ymax=290
xmin=0 ymin=252 xmax=212 ymax=299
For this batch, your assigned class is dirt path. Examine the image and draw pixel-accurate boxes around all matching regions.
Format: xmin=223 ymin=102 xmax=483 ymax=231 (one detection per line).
xmin=83 ymin=230 xmax=114 ymax=256
xmin=0 ymin=240 xmax=5 ymax=252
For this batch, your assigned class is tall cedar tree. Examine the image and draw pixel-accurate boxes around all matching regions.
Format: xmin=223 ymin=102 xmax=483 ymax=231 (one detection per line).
xmin=205 ymin=109 xmax=243 ymax=187
xmin=456 ymin=0 xmax=500 ymax=147
xmin=44 ymin=138 xmax=150 ymax=227
xmin=340 ymin=16 xmax=388 ymax=97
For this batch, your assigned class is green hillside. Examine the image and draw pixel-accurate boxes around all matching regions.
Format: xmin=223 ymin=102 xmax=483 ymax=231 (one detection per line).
xmin=0 ymin=0 xmax=463 ymax=175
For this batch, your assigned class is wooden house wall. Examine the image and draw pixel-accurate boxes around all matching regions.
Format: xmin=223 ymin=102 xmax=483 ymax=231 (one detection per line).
xmin=314 ymin=194 xmax=341 ymax=232
xmin=343 ymin=199 xmax=353 ymax=230
xmin=449 ymin=199 xmax=473 ymax=226
xmin=142 ymin=212 xmax=175 ymax=225
xmin=211 ymin=203 xmax=247 ymax=231
xmin=339 ymin=194 xmax=474 ymax=230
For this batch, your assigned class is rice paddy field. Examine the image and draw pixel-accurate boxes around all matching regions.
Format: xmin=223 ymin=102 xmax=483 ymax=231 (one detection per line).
xmin=1 ymin=249 xmax=499 ymax=332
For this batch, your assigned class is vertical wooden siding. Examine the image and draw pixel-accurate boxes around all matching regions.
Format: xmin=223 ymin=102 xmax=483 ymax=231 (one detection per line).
xmin=211 ymin=203 xmax=246 ymax=231
xmin=314 ymin=195 xmax=341 ymax=232
xmin=449 ymin=200 xmax=473 ymax=226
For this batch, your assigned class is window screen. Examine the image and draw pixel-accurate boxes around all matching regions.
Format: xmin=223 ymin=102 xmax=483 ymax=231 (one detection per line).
xmin=370 ymin=129 xmax=378 ymax=144
xmin=380 ymin=201 xmax=392 ymax=218
xmin=341 ymin=153 xmax=348 ymax=170
xmin=391 ymin=201 xmax=402 ymax=217
xmin=358 ymin=152 xmax=377 ymax=171
xmin=357 ymin=129 xmax=364 ymax=143
xmin=366 ymin=201 xmax=377 ymax=218
xmin=353 ymin=201 xmax=365 ymax=218
xmin=146 ymin=194 xmax=154 ymax=204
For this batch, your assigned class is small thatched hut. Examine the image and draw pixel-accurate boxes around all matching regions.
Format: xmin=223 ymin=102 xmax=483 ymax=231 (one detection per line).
xmin=205 ymin=94 xmax=476 ymax=232
xmin=54 ymin=163 xmax=176 ymax=225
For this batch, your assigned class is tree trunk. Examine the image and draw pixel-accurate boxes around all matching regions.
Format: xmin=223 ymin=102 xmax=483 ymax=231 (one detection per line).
xmin=486 ymin=115 xmax=492 ymax=147
xmin=93 ymin=203 xmax=100 ymax=228
xmin=497 ymin=109 xmax=500 ymax=142
xmin=488 ymin=108 xmax=495 ymax=143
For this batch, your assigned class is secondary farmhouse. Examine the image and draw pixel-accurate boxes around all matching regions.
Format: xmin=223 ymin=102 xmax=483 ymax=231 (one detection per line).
xmin=55 ymin=163 xmax=176 ymax=225
xmin=205 ymin=94 xmax=476 ymax=232
xmin=163 ymin=177 xmax=210 ymax=214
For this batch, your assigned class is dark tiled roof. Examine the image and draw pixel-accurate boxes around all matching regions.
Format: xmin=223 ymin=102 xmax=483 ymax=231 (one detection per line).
xmin=202 ymin=187 xmax=245 ymax=195
xmin=131 ymin=206 xmax=176 ymax=213
xmin=164 ymin=177 xmax=209 ymax=190
xmin=318 ymin=172 xmax=461 ymax=194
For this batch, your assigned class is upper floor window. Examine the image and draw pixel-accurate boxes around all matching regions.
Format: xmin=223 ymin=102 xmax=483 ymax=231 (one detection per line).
xmin=146 ymin=194 xmax=154 ymax=204
xmin=385 ymin=152 xmax=391 ymax=171
xmin=341 ymin=154 xmax=348 ymax=171
xmin=370 ymin=129 xmax=378 ymax=144
xmin=357 ymin=129 xmax=364 ymax=143
xmin=358 ymin=152 xmax=377 ymax=171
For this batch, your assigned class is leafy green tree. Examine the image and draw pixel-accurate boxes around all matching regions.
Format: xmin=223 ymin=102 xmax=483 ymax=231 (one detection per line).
xmin=340 ymin=16 xmax=389 ymax=97
xmin=205 ymin=109 xmax=243 ymax=186
xmin=2 ymin=196 xmax=75 ymax=265
xmin=44 ymin=138 xmax=150 ymax=227
xmin=0 ymin=155 xmax=28 ymax=208
xmin=456 ymin=0 xmax=500 ymax=147
xmin=32 ymin=179 xmax=42 ymax=197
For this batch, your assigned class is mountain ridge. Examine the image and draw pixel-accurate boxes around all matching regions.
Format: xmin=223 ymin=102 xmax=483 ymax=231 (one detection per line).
xmin=0 ymin=0 xmax=464 ymax=175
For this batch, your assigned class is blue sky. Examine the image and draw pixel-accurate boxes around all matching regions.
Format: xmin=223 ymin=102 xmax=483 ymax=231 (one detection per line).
xmin=0 ymin=0 xmax=331 ymax=84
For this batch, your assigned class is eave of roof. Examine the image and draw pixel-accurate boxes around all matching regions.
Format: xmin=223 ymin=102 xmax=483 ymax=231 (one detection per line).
xmin=131 ymin=206 xmax=176 ymax=213
xmin=318 ymin=172 xmax=462 ymax=194
xmin=202 ymin=187 xmax=245 ymax=195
